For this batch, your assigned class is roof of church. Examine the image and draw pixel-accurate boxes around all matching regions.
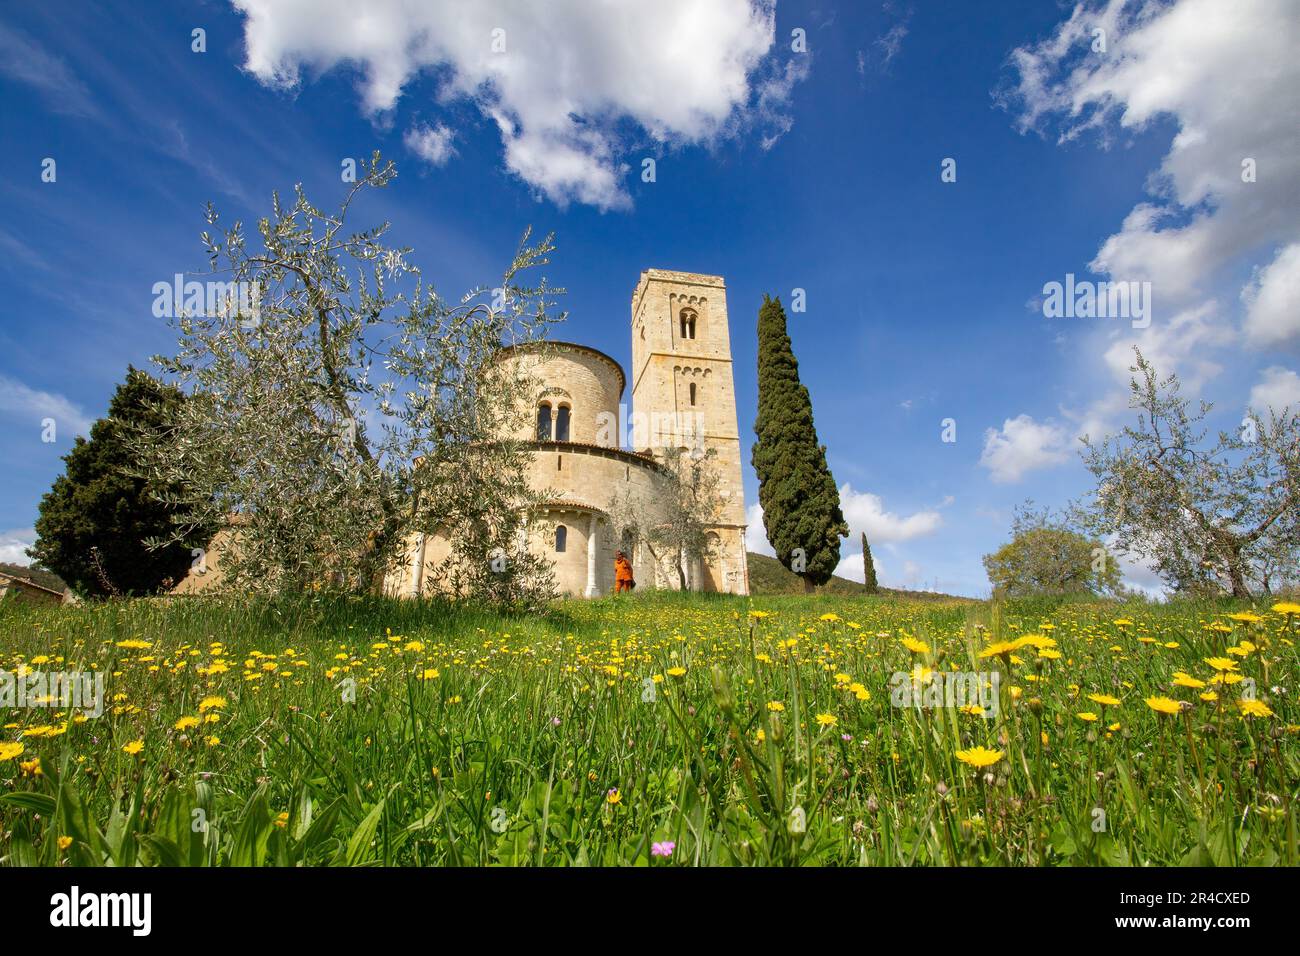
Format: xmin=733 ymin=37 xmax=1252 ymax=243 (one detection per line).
xmin=493 ymin=340 xmax=626 ymax=396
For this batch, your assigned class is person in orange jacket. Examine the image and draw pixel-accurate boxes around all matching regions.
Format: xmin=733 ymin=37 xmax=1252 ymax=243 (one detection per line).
xmin=614 ymin=550 xmax=635 ymax=593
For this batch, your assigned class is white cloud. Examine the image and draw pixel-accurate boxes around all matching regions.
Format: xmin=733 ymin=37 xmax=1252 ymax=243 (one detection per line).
xmin=1004 ymin=0 xmax=1300 ymax=309
xmin=230 ymin=0 xmax=802 ymax=210
xmin=403 ymin=122 xmax=456 ymax=166
xmin=834 ymin=548 xmax=883 ymax=585
xmin=744 ymin=502 xmax=775 ymax=557
xmin=746 ymin=487 xmax=939 ymax=563
xmin=1002 ymin=0 xmax=1300 ymax=464
xmin=0 ymin=528 xmax=36 ymax=566
xmin=838 ymin=484 xmax=942 ymax=543
xmin=1099 ymin=300 xmax=1232 ymax=393
xmin=979 ymin=415 xmax=1072 ymax=483
xmin=1243 ymin=243 xmax=1300 ymax=346
xmin=0 ymin=375 xmax=92 ymax=436
xmin=1248 ymin=366 xmax=1300 ymax=417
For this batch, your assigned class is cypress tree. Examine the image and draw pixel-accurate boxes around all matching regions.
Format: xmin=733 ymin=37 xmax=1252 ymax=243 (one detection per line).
xmin=31 ymin=367 xmax=203 ymax=597
xmin=751 ymin=294 xmax=847 ymax=591
xmin=862 ymin=531 xmax=878 ymax=593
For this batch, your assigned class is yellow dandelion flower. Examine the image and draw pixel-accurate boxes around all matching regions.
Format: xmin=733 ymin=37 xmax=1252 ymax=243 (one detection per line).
xmin=1016 ymin=634 xmax=1057 ymax=650
xmin=1087 ymin=693 xmax=1121 ymax=707
xmin=1238 ymin=699 xmax=1274 ymax=718
xmin=901 ymin=637 xmax=930 ymax=655
xmin=979 ymin=640 xmax=1020 ymax=659
xmin=1144 ymin=696 xmax=1181 ymax=715
xmin=0 ymin=741 xmax=24 ymax=762
xmin=955 ymin=746 xmax=1003 ymax=769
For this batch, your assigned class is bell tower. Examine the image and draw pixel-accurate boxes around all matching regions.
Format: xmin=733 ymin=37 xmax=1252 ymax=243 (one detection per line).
xmin=630 ymin=269 xmax=749 ymax=594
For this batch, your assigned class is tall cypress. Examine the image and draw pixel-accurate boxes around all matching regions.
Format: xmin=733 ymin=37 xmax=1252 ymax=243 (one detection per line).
xmin=752 ymin=294 xmax=847 ymax=590
xmin=861 ymin=531 xmax=878 ymax=593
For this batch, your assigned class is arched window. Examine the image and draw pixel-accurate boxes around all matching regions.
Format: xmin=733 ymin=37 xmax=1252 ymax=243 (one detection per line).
xmin=554 ymin=525 xmax=567 ymax=553
xmin=679 ymin=308 xmax=697 ymax=340
xmin=555 ymin=405 xmax=571 ymax=442
xmin=536 ymin=402 xmax=552 ymax=440
xmin=689 ymin=382 xmax=697 ymax=406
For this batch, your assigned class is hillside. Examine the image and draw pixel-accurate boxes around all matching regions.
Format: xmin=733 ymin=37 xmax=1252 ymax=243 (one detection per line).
xmin=745 ymin=551 xmax=969 ymax=602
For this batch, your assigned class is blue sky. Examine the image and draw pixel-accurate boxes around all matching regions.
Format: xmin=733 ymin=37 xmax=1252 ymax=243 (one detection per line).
xmin=2 ymin=0 xmax=1297 ymax=596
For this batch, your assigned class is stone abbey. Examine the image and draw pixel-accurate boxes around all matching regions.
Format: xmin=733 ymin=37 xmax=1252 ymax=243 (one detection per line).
xmin=178 ymin=269 xmax=749 ymax=598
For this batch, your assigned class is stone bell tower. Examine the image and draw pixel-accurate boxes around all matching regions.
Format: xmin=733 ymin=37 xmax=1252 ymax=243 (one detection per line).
xmin=630 ymin=269 xmax=749 ymax=594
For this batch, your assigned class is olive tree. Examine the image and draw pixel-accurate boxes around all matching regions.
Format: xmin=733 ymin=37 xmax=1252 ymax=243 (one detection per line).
xmin=983 ymin=504 xmax=1122 ymax=598
xmin=1077 ymin=349 xmax=1300 ymax=598
xmin=141 ymin=154 xmax=559 ymax=607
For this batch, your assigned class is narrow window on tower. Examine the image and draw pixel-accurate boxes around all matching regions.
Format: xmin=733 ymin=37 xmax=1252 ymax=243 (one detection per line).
xmin=536 ymin=402 xmax=552 ymax=440
xmin=555 ymin=525 xmax=567 ymax=553
xmin=556 ymin=404 xmax=571 ymax=441
xmin=679 ymin=308 xmax=697 ymax=340
xmin=689 ymin=382 xmax=697 ymax=406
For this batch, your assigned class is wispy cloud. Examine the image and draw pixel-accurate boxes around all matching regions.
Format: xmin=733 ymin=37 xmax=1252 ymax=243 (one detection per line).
xmin=0 ymin=23 xmax=103 ymax=120
xmin=0 ymin=374 xmax=93 ymax=437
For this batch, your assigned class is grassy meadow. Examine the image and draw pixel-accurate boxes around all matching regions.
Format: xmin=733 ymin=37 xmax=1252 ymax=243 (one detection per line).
xmin=1 ymin=589 xmax=1297 ymax=866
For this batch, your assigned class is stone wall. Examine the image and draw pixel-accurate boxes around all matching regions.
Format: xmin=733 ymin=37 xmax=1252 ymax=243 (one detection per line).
xmin=491 ymin=343 xmax=624 ymax=445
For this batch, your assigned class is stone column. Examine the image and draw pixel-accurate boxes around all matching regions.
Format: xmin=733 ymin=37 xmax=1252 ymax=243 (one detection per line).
xmin=409 ymin=533 xmax=425 ymax=597
xmin=585 ymin=513 xmax=600 ymax=597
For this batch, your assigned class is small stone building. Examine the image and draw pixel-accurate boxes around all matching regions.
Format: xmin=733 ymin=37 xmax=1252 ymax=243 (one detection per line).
xmin=0 ymin=570 xmax=71 ymax=606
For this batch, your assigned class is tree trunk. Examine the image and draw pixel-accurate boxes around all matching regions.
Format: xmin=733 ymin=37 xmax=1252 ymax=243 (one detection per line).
xmin=1219 ymin=535 xmax=1251 ymax=599
xmin=803 ymin=576 xmax=814 ymax=594
xmin=1226 ymin=556 xmax=1251 ymax=599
